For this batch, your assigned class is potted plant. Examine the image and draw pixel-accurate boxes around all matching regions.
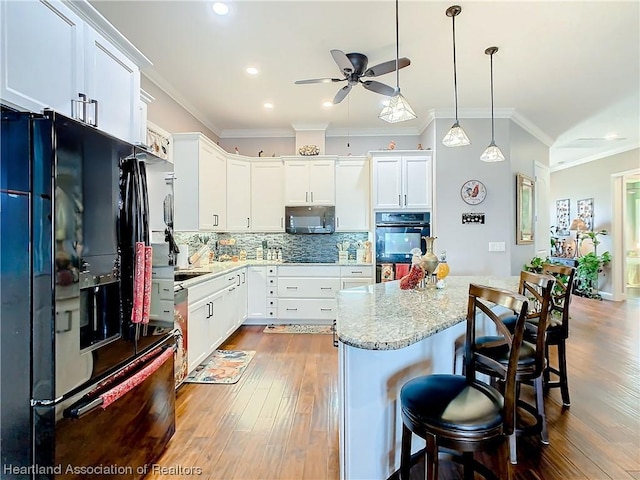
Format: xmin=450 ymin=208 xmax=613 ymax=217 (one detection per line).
xmin=574 ymin=229 xmax=611 ymax=300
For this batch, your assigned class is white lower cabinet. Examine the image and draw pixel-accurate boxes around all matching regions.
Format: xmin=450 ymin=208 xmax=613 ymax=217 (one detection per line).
xmin=247 ymin=266 xmax=267 ymax=320
xmin=340 ymin=265 xmax=374 ymax=290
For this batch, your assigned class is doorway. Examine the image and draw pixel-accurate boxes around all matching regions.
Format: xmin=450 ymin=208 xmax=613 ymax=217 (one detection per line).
xmin=612 ymin=169 xmax=640 ymax=301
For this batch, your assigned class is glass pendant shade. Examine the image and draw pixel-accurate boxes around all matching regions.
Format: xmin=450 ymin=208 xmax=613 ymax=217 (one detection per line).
xmin=379 ymin=89 xmax=417 ymax=123
xmin=480 ymin=141 xmax=506 ymax=162
xmin=442 ymin=121 xmax=470 ymax=147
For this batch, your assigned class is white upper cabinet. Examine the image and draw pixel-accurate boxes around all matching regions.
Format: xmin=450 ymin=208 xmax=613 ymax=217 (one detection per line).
xmin=1 ymin=0 xmax=85 ymax=116
xmin=173 ymin=133 xmax=227 ymax=232
xmin=0 ymin=0 xmax=148 ymax=144
xmin=226 ymin=158 xmax=251 ymax=231
xmin=251 ymin=161 xmax=284 ymax=232
xmin=283 ymin=157 xmax=336 ymax=205
xmin=83 ymin=28 xmax=140 ymax=143
xmin=335 ymin=157 xmax=370 ymax=231
xmin=372 ymin=153 xmax=432 ymax=210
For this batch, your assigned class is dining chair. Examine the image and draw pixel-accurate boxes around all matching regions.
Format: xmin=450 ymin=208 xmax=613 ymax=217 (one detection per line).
xmin=399 ymin=283 xmax=529 ymax=480
xmin=474 ymin=270 xmax=556 ymax=464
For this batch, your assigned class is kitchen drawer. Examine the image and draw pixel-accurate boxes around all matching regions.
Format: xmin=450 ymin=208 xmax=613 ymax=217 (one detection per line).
xmin=277 ymin=299 xmax=337 ymax=320
xmin=266 ymin=266 xmax=278 ymax=276
xmin=267 ymin=287 xmax=277 ymax=297
xmin=267 ymin=298 xmax=278 ymax=308
xmin=187 ymin=273 xmax=234 ymax=304
xmin=150 ymin=298 xmax=174 ymax=322
xmin=153 ymin=279 xmax=174 ymax=300
xmin=277 ymin=265 xmax=340 ymax=278
xmin=277 ymin=277 xmax=341 ymax=298
xmin=267 ymin=308 xmax=278 ymax=319
xmin=267 ymin=277 xmax=277 ymax=287
xmin=340 ymin=266 xmax=374 ymax=278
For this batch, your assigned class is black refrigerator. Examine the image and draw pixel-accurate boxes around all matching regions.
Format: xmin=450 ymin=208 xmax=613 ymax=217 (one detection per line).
xmin=1 ymin=109 xmax=176 ymax=479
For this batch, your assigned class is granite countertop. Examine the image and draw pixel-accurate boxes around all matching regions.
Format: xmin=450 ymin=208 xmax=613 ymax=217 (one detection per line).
xmin=174 ymin=260 xmax=374 ymax=288
xmin=335 ymin=276 xmax=520 ymax=351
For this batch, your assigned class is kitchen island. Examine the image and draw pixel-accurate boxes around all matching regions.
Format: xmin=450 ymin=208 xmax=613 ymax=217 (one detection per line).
xmin=335 ymin=276 xmax=519 ymax=480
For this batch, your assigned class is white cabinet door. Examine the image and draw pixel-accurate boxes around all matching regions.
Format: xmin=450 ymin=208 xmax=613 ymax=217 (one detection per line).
xmin=336 ymin=158 xmax=370 ymax=231
xmin=207 ymin=289 xmax=227 ymax=352
xmin=372 ymin=154 xmax=432 ymax=210
xmin=237 ymin=269 xmax=248 ymax=326
xmin=341 ymin=278 xmax=373 ymax=290
xmin=226 ymin=158 xmax=251 ymax=231
xmin=174 ymin=133 xmax=226 ymax=231
xmin=247 ymin=266 xmax=267 ymax=319
xmin=308 ymin=159 xmax=336 ymax=205
xmin=284 ymin=161 xmax=310 ymax=205
xmin=251 ymin=161 xmax=284 ymax=232
xmin=1 ymin=0 xmax=84 ymax=116
xmin=404 ymin=156 xmax=431 ymax=209
xmin=284 ymin=158 xmax=335 ymax=205
xmin=372 ymin=157 xmax=402 ymax=209
xmin=83 ymin=28 xmax=140 ymax=143
xmin=188 ymin=296 xmax=211 ymax=372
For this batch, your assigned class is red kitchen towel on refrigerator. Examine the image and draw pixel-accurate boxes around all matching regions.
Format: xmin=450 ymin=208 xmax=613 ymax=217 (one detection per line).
xmin=141 ymin=246 xmax=153 ymax=324
xmin=100 ymin=347 xmax=173 ymax=409
xmin=131 ymin=242 xmax=145 ymax=324
xmin=395 ymin=264 xmax=410 ymax=279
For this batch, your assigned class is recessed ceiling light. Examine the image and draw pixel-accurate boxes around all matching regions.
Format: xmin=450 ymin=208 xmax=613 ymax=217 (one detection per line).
xmin=322 ymin=101 xmax=333 ymax=108
xmin=246 ymin=67 xmax=259 ymax=75
xmin=263 ymin=103 xmax=274 ymax=109
xmin=212 ymin=2 xmax=229 ymax=15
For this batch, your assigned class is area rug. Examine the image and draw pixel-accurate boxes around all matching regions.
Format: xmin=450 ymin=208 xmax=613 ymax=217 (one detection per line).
xmin=184 ymin=350 xmax=255 ymax=384
xmin=263 ymin=324 xmax=333 ymax=334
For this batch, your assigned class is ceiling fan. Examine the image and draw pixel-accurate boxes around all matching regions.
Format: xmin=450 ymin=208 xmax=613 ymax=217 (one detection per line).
xmin=295 ymin=49 xmax=411 ymax=104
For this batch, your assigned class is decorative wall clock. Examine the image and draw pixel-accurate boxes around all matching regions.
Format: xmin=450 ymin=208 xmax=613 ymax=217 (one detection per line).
xmin=460 ymin=180 xmax=487 ymax=205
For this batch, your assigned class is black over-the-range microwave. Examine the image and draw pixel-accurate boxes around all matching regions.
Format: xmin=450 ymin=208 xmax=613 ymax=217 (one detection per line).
xmin=285 ymin=206 xmax=335 ymax=234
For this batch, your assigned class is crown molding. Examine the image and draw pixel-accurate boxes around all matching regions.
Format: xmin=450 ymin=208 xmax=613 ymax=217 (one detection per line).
xmin=550 ymin=142 xmax=640 ymax=172
xmin=290 ymin=123 xmax=329 ymax=131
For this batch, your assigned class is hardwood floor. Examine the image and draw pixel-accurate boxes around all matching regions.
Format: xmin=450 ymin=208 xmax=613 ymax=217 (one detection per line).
xmin=147 ymin=296 xmax=639 ymax=480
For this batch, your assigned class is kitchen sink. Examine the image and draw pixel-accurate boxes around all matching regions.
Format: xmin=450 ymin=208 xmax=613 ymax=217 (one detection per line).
xmin=174 ymin=271 xmax=209 ymax=282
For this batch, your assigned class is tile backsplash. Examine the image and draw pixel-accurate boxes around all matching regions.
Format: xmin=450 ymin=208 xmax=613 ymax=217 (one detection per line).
xmin=174 ymin=231 xmax=370 ymax=263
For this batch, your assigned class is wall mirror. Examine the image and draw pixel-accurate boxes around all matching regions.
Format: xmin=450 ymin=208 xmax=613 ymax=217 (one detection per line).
xmin=516 ymin=173 xmax=535 ymax=245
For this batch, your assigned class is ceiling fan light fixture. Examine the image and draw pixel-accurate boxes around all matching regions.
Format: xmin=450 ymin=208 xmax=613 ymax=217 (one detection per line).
xmin=442 ymin=121 xmax=471 ymax=147
xmin=379 ymin=89 xmax=417 ymax=123
xmin=442 ymin=5 xmax=470 ymax=147
xmin=480 ymin=141 xmax=506 ymax=162
xmin=481 ymin=46 xmax=506 ymax=162
xmin=212 ymin=2 xmax=229 ymax=16
xmin=379 ymin=0 xmax=415 ymax=124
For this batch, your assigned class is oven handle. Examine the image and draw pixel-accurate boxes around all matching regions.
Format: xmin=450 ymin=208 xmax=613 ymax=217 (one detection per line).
xmin=375 ymin=223 xmax=431 ymax=228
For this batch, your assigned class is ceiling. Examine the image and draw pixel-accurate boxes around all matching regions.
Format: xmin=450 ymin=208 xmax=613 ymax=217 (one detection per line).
xmin=89 ymin=1 xmax=639 ymax=169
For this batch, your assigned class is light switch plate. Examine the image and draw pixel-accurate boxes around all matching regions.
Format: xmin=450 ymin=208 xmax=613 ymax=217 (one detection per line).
xmin=488 ymin=242 xmax=506 ymax=252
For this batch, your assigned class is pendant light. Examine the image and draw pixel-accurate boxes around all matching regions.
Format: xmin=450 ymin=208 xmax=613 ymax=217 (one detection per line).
xmin=480 ymin=46 xmax=506 ymax=162
xmin=442 ymin=5 xmax=470 ymax=147
xmin=379 ymin=0 xmax=416 ymax=123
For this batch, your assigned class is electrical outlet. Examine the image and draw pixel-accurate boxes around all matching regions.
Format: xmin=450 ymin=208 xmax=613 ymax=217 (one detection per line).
xmin=488 ymin=242 xmax=506 ymax=252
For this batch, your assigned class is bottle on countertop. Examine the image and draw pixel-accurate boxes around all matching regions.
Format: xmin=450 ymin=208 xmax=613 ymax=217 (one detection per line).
xmin=256 ymin=246 xmax=263 ymax=261
xmin=267 ymin=248 xmax=273 ymax=261
xmin=277 ymin=248 xmax=283 ymax=262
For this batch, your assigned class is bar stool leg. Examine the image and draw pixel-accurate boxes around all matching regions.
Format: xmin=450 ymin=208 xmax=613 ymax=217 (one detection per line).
xmin=535 ymin=375 xmax=549 ymax=444
xmin=425 ymin=432 xmax=438 ymax=480
xmin=558 ymin=340 xmax=571 ymax=406
xmin=400 ymin=424 xmax=412 ymax=480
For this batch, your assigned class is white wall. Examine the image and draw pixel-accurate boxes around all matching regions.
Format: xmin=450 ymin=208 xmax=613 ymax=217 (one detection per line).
xmin=142 ymin=76 xmax=219 ymax=141
xmin=218 ymin=137 xmax=295 ymax=157
xmin=550 ymin=147 xmax=640 ymax=295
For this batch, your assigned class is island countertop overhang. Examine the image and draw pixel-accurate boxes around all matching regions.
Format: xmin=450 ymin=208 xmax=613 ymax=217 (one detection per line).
xmin=335 ymin=276 xmax=520 ymax=351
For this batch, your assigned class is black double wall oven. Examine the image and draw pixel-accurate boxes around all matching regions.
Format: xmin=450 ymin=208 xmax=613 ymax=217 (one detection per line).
xmin=375 ymin=211 xmax=431 ymax=282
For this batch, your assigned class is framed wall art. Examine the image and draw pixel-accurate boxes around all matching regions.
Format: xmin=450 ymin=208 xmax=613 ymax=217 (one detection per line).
xmin=555 ymin=198 xmax=570 ymax=235
xmin=577 ymin=197 xmax=594 ymax=231
xmin=516 ymin=173 xmax=535 ymax=245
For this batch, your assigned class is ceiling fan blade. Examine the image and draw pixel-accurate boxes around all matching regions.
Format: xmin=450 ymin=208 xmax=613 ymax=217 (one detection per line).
xmin=361 ymin=80 xmax=396 ymax=97
xmin=331 ymin=49 xmax=355 ymax=75
xmin=333 ymin=85 xmax=353 ymax=104
xmin=363 ymin=57 xmax=411 ymax=77
xmin=295 ymin=78 xmax=345 ymax=85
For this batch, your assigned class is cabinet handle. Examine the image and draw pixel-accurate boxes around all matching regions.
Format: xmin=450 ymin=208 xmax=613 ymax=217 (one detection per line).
xmin=286 ymin=286 xmax=298 ymax=290
xmin=228 ymin=287 xmax=235 ymax=292
xmin=320 ymin=308 xmax=333 ymax=311
xmin=242 ymin=272 xmax=246 ymax=283
xmin=247 ymin=217 xmax=250 ymax=228
xmin=286 ymin=308 xmax=298 ymax=311
xmin=280 ymin=217 xmax=283 ymax=228
xmin=237 ymin=274 xmax=241 ymax=286
xmin=404 ymin=194 xmax=407 ymax=206
xmin=398 ymin=195 xmax=401 ymax=206
xmin=351 ymin=271 xmax=363 ymax=274
xmin=213 ymin=214 xmax=219 ymax=226
xmin=311 ymin=191 xmax=314 ymax=203
xmin=333 ymin=320 xmax=338 ymax=348
xmin=91 ymin=99 xmax=98 ymax=127
xmin=305 ymin=192 xmax=308 ymax=202
xmin=320 ymin=287 xmax=332 ymax=290
xmin=336 ymin=217 xmax=340 ymax=228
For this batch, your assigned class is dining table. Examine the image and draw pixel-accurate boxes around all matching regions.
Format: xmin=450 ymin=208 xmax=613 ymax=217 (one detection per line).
xmin=334 ymin=275 xmax=519 ymax=480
